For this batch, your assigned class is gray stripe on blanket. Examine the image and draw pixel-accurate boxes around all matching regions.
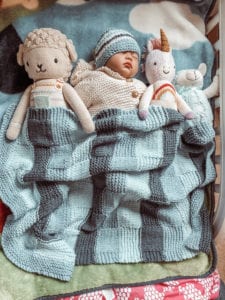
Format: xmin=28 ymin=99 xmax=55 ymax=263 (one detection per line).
xmin=24 ymin=107 xmax=76 ymax=182
xmin=24 ymin=108 xmax=77 ymax=239
xmin=140 ymin=194 xmax=211 ymax=261
xmin=81 ymin=173 xmax=123 ymax=232
xmin=31 ymin=182 xmax=68 ymax=240
xmin=148 ymin=170 xmax=165 ymax=202
xmin=191 ymin=189 xmax=212 ymax=253
xmin=24 ymin=109 xmax=54 ymax=180
xmin=140 ymin=201 xmax=163 ymax=260
xmin=162 ymin=123 xmax=180 ymax=166
xmin=81 ymin=174 xmax=108 ymax=232
xmin=75 ymin=229 xmax=98 ymax=264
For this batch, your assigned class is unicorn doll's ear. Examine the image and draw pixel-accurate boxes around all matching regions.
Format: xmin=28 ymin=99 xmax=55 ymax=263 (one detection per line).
xmin=147 ymin=40 xmax=154 ymax=52
xmin=147 ymin=38 xmax=161 ymax=52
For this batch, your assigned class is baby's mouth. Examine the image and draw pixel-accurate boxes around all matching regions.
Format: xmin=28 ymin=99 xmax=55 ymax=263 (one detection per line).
xmin=124 ymin=62 xmax=132 ymax=69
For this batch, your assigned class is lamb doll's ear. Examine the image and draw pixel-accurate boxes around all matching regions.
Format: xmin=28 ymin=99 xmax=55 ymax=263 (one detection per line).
xmin=17 ymin=44 xmax=25 ymax=66
xmin=198 ymin=63 xmax=207 ymax=77
xmin=66 ymin=39 xmax=78 ymax=62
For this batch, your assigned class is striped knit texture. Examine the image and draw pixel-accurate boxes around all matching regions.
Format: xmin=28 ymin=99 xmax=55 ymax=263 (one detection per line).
xmin=94 ymin=28 xmax=141 ymax=68
xmin=0 ymin=104 xmax=216 ymax=281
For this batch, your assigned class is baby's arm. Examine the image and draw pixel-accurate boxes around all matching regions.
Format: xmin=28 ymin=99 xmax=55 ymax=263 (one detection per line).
xmin=6 ymin=85 xmax=32 ymax=140
xmin=138 ymin=84 xmax=154 ymax=119
xmin=62 ymin=82 xmax=95 ymax=133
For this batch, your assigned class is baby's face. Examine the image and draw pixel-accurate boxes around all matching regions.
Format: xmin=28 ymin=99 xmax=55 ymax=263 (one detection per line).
xmin=105 ymin=51 xmax=139 ymax=79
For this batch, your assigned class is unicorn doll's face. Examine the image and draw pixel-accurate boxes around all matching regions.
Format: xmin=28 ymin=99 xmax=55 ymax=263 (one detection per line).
xmin=145 ymin=49 xmax=176 ymax=84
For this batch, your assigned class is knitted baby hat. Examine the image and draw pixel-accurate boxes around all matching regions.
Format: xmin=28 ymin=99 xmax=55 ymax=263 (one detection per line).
xmin=94 ymin=28 xmax=141 ymax=68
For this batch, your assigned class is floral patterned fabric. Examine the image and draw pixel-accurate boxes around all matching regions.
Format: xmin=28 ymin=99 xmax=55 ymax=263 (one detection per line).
xmin=58 ymin=270 xmax=220 ymax=300
xmin=0 ymin=201 xmax=10 ymax=233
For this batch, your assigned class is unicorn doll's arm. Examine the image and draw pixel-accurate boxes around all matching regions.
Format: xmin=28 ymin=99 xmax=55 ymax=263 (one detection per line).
xmin=176 ymin=93 xmax=195 ymax=120
xmin=138 ymin=84 xmax=154 ymax=120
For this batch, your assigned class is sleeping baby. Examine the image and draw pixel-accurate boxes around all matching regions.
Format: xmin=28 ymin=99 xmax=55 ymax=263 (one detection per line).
xmin=70 ymin=28 xmax=146 ymax=116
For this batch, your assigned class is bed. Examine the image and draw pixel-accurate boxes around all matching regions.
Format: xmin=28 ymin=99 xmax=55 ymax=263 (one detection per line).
xmin=0 ymin=0 xmax=222 ymax=299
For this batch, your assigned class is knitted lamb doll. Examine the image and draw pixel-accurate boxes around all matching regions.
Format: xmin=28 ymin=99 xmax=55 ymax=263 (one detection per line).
xmin=6 ymin=27 xmax=95 ymax=141
xmin=70 ymin=28 xmax=146 ymax=116
xmin=138 ymin=29 xmax=194 ymax=120
xmin=3 ymin=28 xmax=96 ymax=240
xmin=174 ymin=63 xmax=219 ymax=123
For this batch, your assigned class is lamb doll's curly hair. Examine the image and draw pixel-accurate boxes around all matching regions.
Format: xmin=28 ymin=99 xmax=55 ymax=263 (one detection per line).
xmin=17 ymin=28 xmax=77 ymax=66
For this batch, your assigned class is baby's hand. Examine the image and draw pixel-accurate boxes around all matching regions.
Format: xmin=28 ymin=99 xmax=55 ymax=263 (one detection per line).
xmin=138 ymin=109 xmax=148 ymax=120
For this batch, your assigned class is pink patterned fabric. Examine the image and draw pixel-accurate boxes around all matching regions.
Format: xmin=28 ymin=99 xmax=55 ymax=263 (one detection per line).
xmin=59 ymin=270 xmax=220 ymax=300
xmin=0 ymin=200 xmax=10 ymax=233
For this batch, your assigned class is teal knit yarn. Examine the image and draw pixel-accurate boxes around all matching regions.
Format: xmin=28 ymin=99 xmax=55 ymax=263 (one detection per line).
xmin=94 ymin=28 xmax=141 ymax=68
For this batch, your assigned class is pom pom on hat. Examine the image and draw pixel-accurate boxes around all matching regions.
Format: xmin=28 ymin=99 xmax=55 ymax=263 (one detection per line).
xmin=94 ymin=28 xmax=141 ymax=68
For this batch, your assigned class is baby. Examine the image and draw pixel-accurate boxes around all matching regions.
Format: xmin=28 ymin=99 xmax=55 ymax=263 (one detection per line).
xmin=70 ymin=28 xmax=146 ymax=116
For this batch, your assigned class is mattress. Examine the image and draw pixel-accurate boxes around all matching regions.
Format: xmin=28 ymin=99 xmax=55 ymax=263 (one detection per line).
xmin=0 ymin=0 xmax=222 ymax=299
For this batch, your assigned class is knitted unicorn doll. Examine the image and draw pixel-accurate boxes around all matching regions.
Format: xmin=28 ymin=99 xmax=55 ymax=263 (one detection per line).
xmin=138 ymin=29 xmax=194 ymax=120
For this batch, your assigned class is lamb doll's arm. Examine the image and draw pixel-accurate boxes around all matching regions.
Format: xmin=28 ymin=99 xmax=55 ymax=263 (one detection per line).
xmin=204 ymin=74 xmax=219 ymax=99
xmin=6 ymin=85 xmax=32 ymax=140
xmin=138 ymin=84 xmax=154 ymax=120
xmin=62 ymin=82 xmax=95 ymax=133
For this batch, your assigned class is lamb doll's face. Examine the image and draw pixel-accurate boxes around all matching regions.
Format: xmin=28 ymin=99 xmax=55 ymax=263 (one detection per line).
xmin=23 ymin=47 xmax=72 ymax=81
xmin=175 ymin=69 xmax=204 ymax=88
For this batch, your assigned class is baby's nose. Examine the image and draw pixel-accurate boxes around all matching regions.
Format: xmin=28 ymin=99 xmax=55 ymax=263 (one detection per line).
xmin=37 ymin=64 xmax=43 ymax=69
xmin=125 ymin=52 xmax=132 ymax=59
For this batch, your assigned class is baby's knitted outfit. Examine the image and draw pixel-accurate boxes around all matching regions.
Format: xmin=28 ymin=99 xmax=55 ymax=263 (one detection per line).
xmin=71 ymin=60 xmax=146 ymax=116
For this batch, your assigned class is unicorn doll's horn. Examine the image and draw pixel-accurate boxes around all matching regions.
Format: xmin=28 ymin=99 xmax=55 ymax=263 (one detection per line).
xmin=160 ymin=29 xmax=170 ymax=52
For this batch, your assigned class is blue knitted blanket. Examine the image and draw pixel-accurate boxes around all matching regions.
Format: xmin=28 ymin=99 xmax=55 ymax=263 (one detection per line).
xmin=0 ymin=104 xmax=216 ymax=281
